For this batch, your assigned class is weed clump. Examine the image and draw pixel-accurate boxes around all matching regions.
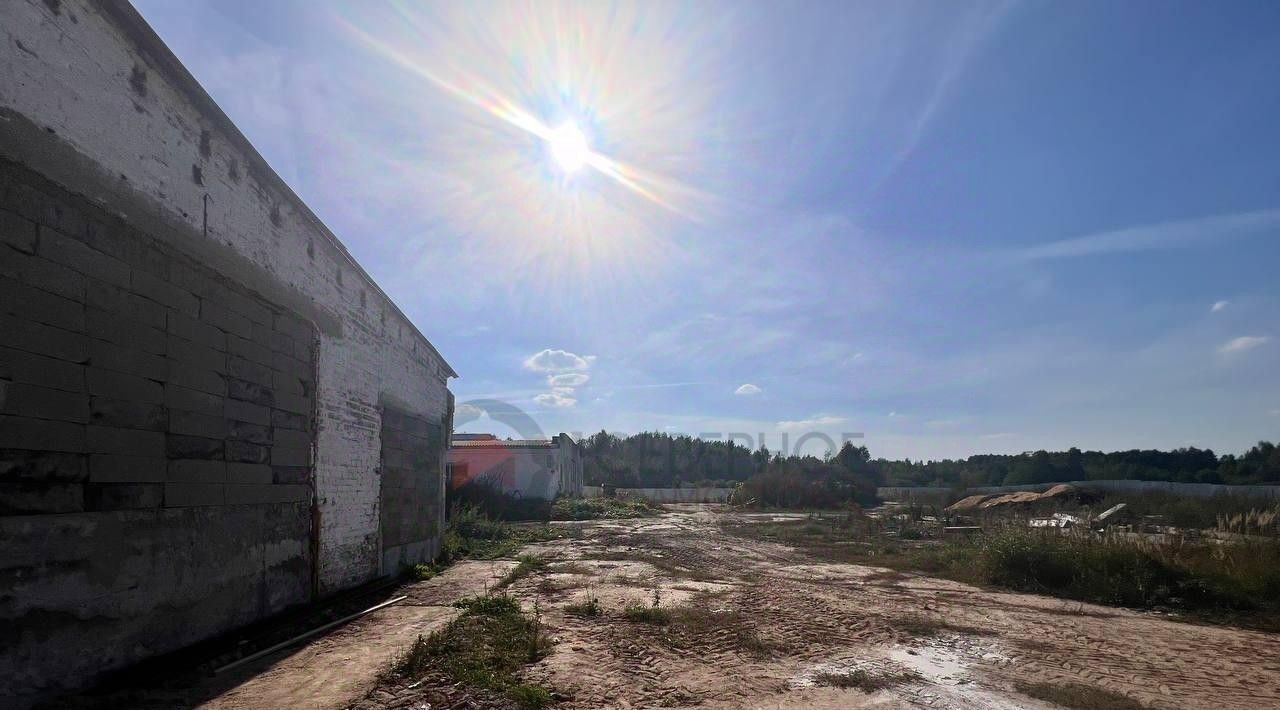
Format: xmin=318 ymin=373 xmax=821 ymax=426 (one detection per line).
xmin=565 ymin=593 xmax=603 ymax=617
xmin=623 ymin=603 xmax=672 ymax=625
xmin=442 ymin=505 xmax=561 ymax=562
xmin=498 ymin=555 xmax=548 ymax=588
xmin=551 ymin=497 xmax=662 ymax=521
xmin=389 ymin=592 xmax=554 ymax=708
xmin=453 ymin=593 xmax=523 ymax=616
xmin=447 ymin=477 xmax=553 ymax=521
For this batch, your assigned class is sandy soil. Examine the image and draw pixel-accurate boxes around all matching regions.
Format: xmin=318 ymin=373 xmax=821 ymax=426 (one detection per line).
xmin=197 ymin=559 xmax=516 ymax=710
xmin=64 ymin=507 xmax=1280 ymax=709
xmin=512 ymin=507 xmax=1280 ymax=709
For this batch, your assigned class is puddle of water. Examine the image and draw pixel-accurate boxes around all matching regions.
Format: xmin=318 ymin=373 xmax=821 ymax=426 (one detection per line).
xmin=888 ymin=645 xmax=967 ymax=686
xmin=791 ymin=637 xmax=1031 ymax=709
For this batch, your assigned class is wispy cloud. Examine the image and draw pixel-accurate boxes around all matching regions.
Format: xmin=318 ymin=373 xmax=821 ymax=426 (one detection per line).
xmin=777 ymin=415 xmax=846 ymax=431
xmin=1211 ymin=300 xmax=1230 ymax=313
xmin=887 ymin=0 xmax=1018 ymax=175
xmin=734 ymin=383 xmax=762 ymax=396
xmin=1219 ymin=335 xmax=1271 ymax=354
xmin=1014 ymin=209 xmax=1280 ymax=261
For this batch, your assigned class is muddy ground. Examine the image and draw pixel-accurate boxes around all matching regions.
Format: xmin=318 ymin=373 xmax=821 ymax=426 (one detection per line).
xmin=64 ymin=505 xmax=1280 ymax=709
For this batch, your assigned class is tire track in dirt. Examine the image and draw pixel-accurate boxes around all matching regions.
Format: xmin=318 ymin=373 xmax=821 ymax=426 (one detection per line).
xmin=528 ymin=507 xmax=1280 ymax=709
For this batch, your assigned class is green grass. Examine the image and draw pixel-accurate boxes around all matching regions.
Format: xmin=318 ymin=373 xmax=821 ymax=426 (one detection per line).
xmin=564 ymin=595 xmax=602 ymax=617
xmin=408 ymin=561 xmax=445 ymax=581
xmin=622 ymin=603 xmax=672 ymax=624
xmin=442 ymin=505 xmax=563 ymax=561
xmin=390 ymin=593 xmax=554 ymax=708
xmin=1015 ymin=681 xmax=1147 ymax=710
xmin=975 ymin=527 xmax=1280 ymax=616
xmin=725 ymin=515 xmax=1280 ymax=629
xmin=452 ymin=593 xmax=525 ymax=615
xmin=550 ymin=497 xmax=663 ymax=521
xmin=498 ymin=555 xmax=548 ymax=588
xmin=404 ymin=507 xmax=554 ymax=579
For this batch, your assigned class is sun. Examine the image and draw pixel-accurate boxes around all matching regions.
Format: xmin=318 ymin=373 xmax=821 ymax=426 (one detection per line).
xmin=548 ymin=121 xmax=590 ymax=174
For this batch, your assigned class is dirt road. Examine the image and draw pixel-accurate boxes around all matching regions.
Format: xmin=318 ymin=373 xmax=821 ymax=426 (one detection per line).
xmin=80 ymin=506 xmax=1280 ymax=709
xmin=503 ymin=507 xmax=1280 ymax=709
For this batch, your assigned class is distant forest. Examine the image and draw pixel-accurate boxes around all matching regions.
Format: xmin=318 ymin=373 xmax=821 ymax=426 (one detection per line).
xmin=578 ymin=431 xmax=1280 ymax=489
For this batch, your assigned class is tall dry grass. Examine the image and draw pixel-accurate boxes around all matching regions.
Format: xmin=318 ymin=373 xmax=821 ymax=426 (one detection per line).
xmin=1216 ymin=503 xmax=1280 ymax=537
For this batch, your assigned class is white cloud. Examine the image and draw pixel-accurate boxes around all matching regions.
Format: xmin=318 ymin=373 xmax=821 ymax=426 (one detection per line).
xmin=527 ymin=351 xmax=594 ymax=407
xmin=1211 ymin=300 xmax=1230 ymax=313
xmin=523 ymin=349 xmax=594 ymax=372
xmin=734 ymin=383 xmax=762 ymax=396
xmin=1219 ymin=335 xmax=1271 ymax=354
xmin=1014 ymin=209 xmax=1280 ymax=261
xmin=534 ymin=392 xmax=578 ymax=408
xmin=548 ymin=373 xmax=590 ymax=387
xmin=776 ymin=415 xmax=846 ymax=431
xmin=455 ymin=403 xmax=484 ymax=421
xmin=980 ymin=432 xmax=1014 ymax=440
xmin=1270 ymin=409 xmax=1280 ymax=417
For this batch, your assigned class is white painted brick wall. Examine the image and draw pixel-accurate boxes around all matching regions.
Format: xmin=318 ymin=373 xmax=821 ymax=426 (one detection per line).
xmin=0 ymin=0 xmax=453 ymax=594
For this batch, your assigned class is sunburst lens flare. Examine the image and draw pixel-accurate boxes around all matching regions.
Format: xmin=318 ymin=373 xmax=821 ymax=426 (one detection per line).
xmin=548 ymin=121 xmax=590 ymax=174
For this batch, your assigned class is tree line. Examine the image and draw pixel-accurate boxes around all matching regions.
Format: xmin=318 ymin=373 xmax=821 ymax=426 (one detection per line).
xmin=578 ymin=431 xmax=1280 ymax=489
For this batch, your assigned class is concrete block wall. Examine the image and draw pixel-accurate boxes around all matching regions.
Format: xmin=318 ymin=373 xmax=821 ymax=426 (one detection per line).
xmin=0 ymin=156 xmax=317 ymax=705
xmin=0 ymin=0 xmax=455 ymax=597
xmin=0 ymin=1 xmax=456 ymax=703
xmin=379 ymin=405 xmax=446 ymax=574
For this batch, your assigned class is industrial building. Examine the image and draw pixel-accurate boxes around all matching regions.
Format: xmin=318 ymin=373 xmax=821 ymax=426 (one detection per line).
xmin=0 ymin=2 xmax=454 ymax=704
xmin=449 ymin=433 xmax=584 ymax=500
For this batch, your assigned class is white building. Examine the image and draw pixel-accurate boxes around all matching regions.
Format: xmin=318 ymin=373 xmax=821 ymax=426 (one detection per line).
xmin=449 ymin=434 xmax=583 ymax=500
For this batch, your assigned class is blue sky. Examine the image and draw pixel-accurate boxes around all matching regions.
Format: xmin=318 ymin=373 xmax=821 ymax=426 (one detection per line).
xmin=133 ymin=0 xmax=1280 ymax=460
